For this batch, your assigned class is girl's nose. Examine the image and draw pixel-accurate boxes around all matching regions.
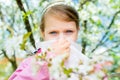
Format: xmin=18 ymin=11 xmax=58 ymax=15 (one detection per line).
xmin=59 ymin=33 xmax=65 ymax=39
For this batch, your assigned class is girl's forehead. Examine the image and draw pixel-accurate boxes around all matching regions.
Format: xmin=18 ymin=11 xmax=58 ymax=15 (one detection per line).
xmin=44 ymin=15 xmax=77 ymax=30
xmin=45 ymin=22 xmax=76 ymax=31
xmin=44 ymin=11 xmax=68 ymax=22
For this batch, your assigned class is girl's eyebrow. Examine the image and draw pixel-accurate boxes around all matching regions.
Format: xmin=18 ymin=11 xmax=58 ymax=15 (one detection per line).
xmin=49 ymin=31 xmax=57 ymax=32
xmin=48 ymin=30 xmax=59 ymax=33
xmin=65 ymin=28 xmax=75 ymax=31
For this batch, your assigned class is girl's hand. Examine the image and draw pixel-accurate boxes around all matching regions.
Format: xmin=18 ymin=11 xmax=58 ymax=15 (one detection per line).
xmin=51 ymin=38 xmax=70 ymax=57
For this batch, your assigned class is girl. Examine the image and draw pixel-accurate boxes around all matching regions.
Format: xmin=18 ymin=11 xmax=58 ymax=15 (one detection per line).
xmin=9 ymin=2 xmax=80 ymax=80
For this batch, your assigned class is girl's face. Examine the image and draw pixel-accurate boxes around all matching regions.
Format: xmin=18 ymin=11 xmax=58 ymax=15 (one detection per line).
xmin=42 ymin=15 xmax=79 ymax=42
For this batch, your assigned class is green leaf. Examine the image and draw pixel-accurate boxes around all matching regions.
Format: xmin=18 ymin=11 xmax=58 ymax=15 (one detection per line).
xmin=60 ymin=60 xmax=65 ymax=67
xmin=20 ymin=32 xmax=31 ymax=50
xmin=112 ymin=5 xmax=119 ymax=9
xmin=22 ymin=10 xmax=33 ymax=21
xmin=96 ymin=19 xmax=101 ymax=26
xmin=109 ymin=34 xmax=114 ymax=40
xmin=39 ymin=0 xmax=45 ymax=6
xmin=63 ymin=67 xmax=73 ymax=77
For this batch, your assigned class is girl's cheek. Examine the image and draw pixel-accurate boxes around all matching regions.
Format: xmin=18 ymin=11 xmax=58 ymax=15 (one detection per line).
xmin=46 ymin=35 xmax=58 ymax=40
xmin=67 ymin=35 xmax=77 ymax=42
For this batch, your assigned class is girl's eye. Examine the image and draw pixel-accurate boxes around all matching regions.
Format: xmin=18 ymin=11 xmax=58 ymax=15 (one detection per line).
xmin=66 ymin=30 xmax=73 ymax=34
xmin=49 ymin=31 xmax=57 ymax=34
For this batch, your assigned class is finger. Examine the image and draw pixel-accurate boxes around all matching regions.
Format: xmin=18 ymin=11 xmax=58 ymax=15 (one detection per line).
xmin=65 ymin=48 xmax=70 ymax=53
xmin=64 ymin=48 xmax=70 ymax=59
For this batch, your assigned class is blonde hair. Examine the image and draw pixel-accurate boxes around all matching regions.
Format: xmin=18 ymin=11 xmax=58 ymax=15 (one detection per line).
xmin=40 ymin=2 xmax=79 ymax=32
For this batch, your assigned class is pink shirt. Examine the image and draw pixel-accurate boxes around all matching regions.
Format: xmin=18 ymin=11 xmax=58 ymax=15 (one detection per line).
xmin=9 ymin=56 xmax=49 ymax=80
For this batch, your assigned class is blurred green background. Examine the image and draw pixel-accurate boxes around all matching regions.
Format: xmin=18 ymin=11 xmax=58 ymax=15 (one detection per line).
xmin=0 ymin=0 xmax=120 ymax=79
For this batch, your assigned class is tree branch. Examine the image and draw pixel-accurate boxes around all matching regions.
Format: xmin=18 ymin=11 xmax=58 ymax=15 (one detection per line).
xmin=97 ymin=42 xmax=120 ymax=55
xmin=11 ymin=50 xmax=17 ymax=70
xmin=82 ymin=20 xmax=87 ymax=54
xmin=103 ymin=30 xmax=117 ymax=44
xmin=24 ymin=0 xmax=36 ymax=30
xmin=91 ymin=10 xmax=120 ymax=53
xmin=2 ymin=49 xmax=17 ymax=70
xmin=2 ymin=50 xmax=11 ymax=62
xmin=0 ymin=5 xmax=4 ymax=21
xmin=79 ymin=0 xmax=95 ymax=10
xmin=6 ymin=26 xmax=15 ymax=36
xmin=16 ymin=0 xmax=36 ymax=48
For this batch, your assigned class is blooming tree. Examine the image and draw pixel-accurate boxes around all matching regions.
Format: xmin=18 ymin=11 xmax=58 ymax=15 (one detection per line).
xmin=0 ymin=0 xmax=120 ymax=79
